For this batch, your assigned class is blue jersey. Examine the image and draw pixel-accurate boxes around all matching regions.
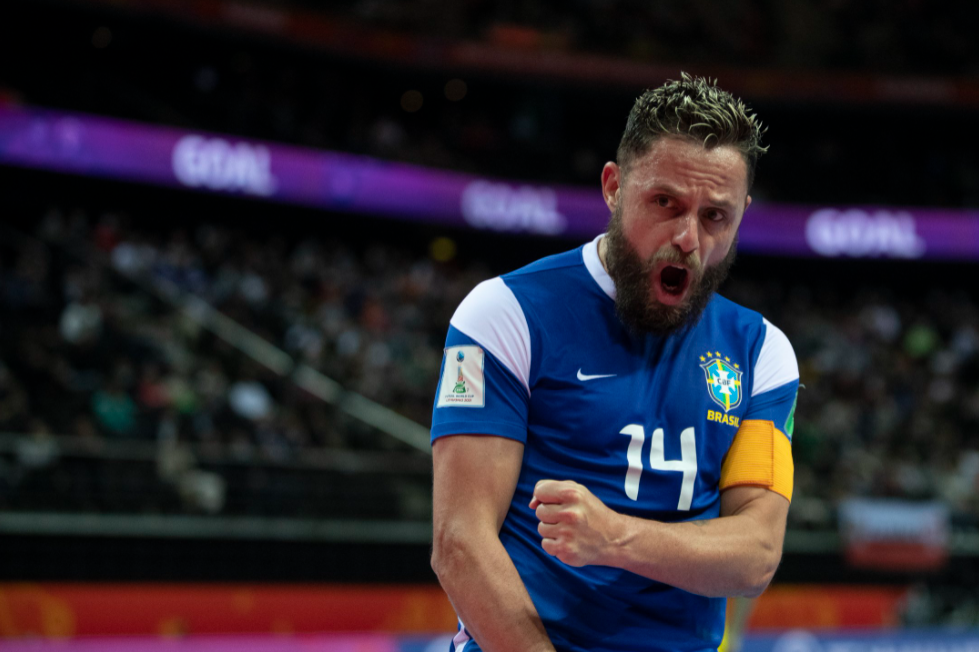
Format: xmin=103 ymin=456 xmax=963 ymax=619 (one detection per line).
xmin=432 ymin=236 xmax=799 ymax=652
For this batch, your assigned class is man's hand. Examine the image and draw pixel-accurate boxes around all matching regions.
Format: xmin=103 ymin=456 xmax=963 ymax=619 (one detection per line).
xmin=530 ymin=479 xmax=623 ymax=567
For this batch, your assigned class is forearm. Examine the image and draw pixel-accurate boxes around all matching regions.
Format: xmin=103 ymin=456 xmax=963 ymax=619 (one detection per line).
xmin=604 ymin=509 xmax=783 ymax=598
xmin=433 ymin=534 xmax=555 ymax=652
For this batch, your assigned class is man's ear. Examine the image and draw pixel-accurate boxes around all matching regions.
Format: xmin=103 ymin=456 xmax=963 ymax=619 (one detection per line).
xmin=601 ymin=162 xmax=620 ymax=212
xmin=745 ymin=195 xmax=752 ymax=211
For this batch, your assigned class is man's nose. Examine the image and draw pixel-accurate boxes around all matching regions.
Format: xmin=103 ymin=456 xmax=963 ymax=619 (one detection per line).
xmin=671 ymin=212 xmax=700 ymax=254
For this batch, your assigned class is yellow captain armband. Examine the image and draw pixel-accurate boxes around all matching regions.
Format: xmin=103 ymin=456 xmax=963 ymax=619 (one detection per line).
xmin=719 ymin=419 xmax=794 ymax=501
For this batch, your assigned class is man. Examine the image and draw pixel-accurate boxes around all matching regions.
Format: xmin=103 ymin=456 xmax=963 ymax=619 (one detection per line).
xmin=430 ymin=73 xmax=799 ymax=652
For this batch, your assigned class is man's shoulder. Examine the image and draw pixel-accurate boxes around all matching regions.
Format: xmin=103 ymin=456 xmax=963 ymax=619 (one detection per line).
xmin=497 ymin=244 xmax=602 ymax=310
xmin=705 ymin=295 xmax=797 ymax=377
xmin=445 ymin=247 xmax=591 ymax=395
xmin=502 ymin=246 xmax=586 ymax=283
xmin=450 ymin=244 xmax=597 ymax=339
xmin=705 ymin=293 xmax=766 ymax=329
xmin=700 ymin=294 xmax=793 ymax=354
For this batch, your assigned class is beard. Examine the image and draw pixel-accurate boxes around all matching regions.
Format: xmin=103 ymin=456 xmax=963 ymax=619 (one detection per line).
xmin=604 ymin=205 xmax=737 ymax=337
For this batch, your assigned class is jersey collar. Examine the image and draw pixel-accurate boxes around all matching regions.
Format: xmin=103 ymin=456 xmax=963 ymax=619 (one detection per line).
xmin=583 ymin=234 xmax=616 ymax=300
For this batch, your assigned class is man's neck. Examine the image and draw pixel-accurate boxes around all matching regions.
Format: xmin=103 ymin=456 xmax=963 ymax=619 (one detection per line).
xmin=597 ymin=234 xmax=609 ymax=273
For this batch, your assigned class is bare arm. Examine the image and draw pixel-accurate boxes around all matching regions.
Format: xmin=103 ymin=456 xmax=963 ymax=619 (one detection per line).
xmin=533 ymin=482 xmax=787 ymax=598
xmin=608 ymin=486 xmax=787 ymax=597
xmin=431 ymin=435 xmax=556 ymax=652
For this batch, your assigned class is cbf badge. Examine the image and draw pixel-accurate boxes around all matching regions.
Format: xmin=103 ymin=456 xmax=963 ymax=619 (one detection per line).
xmin=699 ymin=351 xmax=743 ymax=413
xmin=437 ymin=346 xmax=485 ymax=408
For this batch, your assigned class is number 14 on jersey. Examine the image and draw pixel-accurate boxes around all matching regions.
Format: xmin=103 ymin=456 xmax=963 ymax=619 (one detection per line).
xmin=620 ymin=425 xmax=697 ymax=510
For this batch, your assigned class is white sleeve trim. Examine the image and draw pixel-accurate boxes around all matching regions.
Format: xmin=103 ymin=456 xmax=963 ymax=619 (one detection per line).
xmin=450 ymin=277 xmax=531 ymax=395
xmin=752 ymin=318 xmax=799 ymax=397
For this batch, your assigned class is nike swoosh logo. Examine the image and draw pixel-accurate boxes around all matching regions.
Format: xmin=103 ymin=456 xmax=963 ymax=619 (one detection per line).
xmin=577 ymin=369 xmax=617 ymax=381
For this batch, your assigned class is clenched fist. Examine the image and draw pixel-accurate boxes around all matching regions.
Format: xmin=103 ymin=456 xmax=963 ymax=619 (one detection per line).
xmin=530 ymin=479 xmax=625 ymax=567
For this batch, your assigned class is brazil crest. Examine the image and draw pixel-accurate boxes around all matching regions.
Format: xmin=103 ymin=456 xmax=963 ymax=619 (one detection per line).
xmin=700 ymin=352 xmax=743 ymax=413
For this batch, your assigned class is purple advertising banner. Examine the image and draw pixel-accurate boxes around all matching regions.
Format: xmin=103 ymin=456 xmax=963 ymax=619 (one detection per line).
xmin=1 ymin=104 xmax=977 ymax=260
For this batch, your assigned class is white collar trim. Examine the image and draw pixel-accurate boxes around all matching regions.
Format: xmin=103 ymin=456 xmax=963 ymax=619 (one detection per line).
xmin=583 ymin=234 xmax=616 ymax=300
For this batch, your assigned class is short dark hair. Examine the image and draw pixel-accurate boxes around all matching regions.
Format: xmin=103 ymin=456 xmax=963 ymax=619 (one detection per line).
xmin=616 ymin=73 xmax=768 ymax=190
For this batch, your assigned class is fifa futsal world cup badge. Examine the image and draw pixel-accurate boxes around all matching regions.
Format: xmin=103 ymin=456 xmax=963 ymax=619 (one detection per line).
xmin=453 ymin=350 xmax=468 ymax=394
xmin=699 ymin=351 xmax=743 ymax=413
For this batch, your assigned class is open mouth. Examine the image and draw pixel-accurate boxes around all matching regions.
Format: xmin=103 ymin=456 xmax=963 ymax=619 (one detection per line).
xmin=660 ymin=265 xmax=688 ymax=296
xmin=653 ymin=263 xmax=692 ymax=305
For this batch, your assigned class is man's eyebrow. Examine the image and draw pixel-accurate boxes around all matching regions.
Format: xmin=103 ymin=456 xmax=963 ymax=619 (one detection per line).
xmin=707 ymin=196 xmax=738 ymax=211
xmin=642 ymin=184 xmax=738 ymax=211
xmin=642 ymin=183 xmax=684 ymax=198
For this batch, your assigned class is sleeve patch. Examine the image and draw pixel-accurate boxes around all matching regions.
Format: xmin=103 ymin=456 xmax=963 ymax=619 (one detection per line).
xmin=437 ymin=346 xmax=486 ymax=408
xmin=720 ymin=419 xmax=794 ymax=501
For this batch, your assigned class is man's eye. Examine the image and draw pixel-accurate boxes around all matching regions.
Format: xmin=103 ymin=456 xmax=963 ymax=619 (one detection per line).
xmin=705 ymin=209 xmax=725 ymax=222
xmin=654 ymin=196 xmax=673 ymax=208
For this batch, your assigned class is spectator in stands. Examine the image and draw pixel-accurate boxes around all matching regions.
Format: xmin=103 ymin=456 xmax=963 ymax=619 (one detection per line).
xmin=91 ymin=377 xmax=138 ymax=438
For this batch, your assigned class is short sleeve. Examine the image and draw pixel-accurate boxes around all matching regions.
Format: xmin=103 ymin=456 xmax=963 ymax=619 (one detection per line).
xmin=744 ymin=319 xmax=799 ymax=439
xmin=430 ymin=278 xmax=532 ymax=444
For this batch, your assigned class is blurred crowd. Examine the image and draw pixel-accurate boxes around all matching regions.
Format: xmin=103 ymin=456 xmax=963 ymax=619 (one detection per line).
xmin=0 ymin=211 xmax=443 ymax=516
xmin=318 ymin=0 xmax=978 ymax=76
xmin=1 ymin=210 xmax=488 ymax=449
xmin=1 ymin=222 xmax=338 ymax=458
xmin=2 ymin=209 xmax=978 ymax=530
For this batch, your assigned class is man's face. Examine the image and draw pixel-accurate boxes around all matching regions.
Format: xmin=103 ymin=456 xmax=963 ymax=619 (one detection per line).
xmin=601 ymin=137 xmax=751 ymax=336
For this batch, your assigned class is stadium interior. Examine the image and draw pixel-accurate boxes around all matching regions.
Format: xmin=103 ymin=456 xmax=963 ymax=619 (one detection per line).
xmin=1 ymin=0 xmax=978 ymax=649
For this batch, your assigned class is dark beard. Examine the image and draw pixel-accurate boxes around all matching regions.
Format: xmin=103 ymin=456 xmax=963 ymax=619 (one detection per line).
xmin=604 ymin=205 xmax=737 ymax=337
